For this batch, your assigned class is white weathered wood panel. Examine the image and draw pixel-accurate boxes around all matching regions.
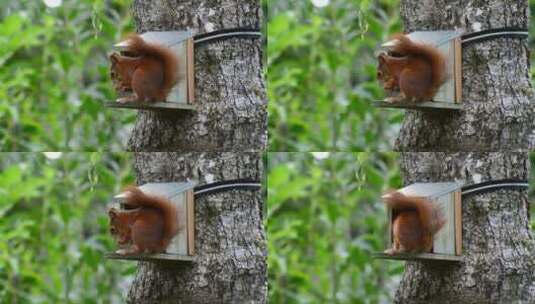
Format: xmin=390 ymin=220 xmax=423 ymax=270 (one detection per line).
xmin=433 ymin=193 xmax=455 ymax=254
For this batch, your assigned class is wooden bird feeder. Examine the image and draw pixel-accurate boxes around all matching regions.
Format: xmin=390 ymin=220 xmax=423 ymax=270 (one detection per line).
xmin=373 ymin=182 xmax=463 ymax=262
xmin=374 ymin=30 xmax=463 ymax=111
xmin=106 ymin=31 xmax=195 ymax=111
xmin=106 ymin=182 xmax=195 ymax=262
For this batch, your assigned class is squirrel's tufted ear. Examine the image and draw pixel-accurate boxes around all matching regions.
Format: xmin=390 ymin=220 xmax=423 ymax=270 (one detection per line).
xmin=108 ymin=208 xmax=118 ymax=219
xmin=377 ymin=53 xmax=386 ymax=64
xmin=109 ymin=53 xmax=119 ymax=63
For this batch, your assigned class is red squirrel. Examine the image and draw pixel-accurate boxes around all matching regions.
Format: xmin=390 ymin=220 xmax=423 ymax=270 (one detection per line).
xmin=377 ymin=33 xmax=446 ymax=103
xmin=108 ymin=186 xmax=180 ymax=255
xmin=109 ymin=34 xmax=179 ymax=103
xmin=382 ymin=191 xmax=445 ymax=255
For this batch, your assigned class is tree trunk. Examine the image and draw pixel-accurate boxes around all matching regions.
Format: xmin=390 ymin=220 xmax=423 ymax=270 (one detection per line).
xmin=127 ymin=0 xmax=266 ymax=152
xmin=394 ymin=0 xmax=535 ymax=151
xmin=395 ymin=152 xmax=535 ymax=303
xmin=126 ymin=152 xmax=266 ymax=303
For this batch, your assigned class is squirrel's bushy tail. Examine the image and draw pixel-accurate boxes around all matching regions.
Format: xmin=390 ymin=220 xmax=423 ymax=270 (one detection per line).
xmin=125 ymin=34 xmax=179 ymax=100
xmin=383 ymin=191 xmax=445 ymax=237
xmin=391 ymin=34 xmax=446 ymax=99
xmin=124 ymin=186 xmax=179 ymax=249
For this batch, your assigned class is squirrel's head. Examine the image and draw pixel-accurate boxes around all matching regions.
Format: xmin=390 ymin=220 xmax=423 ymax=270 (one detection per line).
xmin=108 ymin=208 xmax=132 ymax=245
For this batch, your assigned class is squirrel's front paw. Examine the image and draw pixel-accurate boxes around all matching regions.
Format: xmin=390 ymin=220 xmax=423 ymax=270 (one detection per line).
xmin=115 ymin=248 xmax=130 ymax=255
xmin=117 ymin=94 xmax=139 ymax=103
xmin=384 ymin=248 xmax=397 ymax=256
xmin=384 ymin=96 xmax=404 ymax=103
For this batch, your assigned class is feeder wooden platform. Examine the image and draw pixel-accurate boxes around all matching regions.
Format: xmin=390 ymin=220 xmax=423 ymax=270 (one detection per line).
xmin=105 ymin=101 xmax=196 ymax=111
xmin=373 ymin=101 xmax=462 ymax=111
xmin=105 ymin=253 xmax=194 ymax=262
xmin=372 ymin=252 xmax=463 ymax=262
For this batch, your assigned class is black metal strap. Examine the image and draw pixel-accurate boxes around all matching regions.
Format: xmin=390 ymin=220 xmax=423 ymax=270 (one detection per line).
xmin=461 ymin=179 xmax=528 ymax=196
xmin=194 ymin=28 xmax=262 ymax=45
xmin=193 ymin=179 xmax=262 ymax=197
xmin=461 ymin=27 xmax=528 ymax=45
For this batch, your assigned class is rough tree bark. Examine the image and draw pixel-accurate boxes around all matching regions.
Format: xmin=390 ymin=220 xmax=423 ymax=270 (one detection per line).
xmin=396 ymin=152 xmax=535 ymax=303
xmin=127 ymin=0 xmax=266 ymax=152
xmin=127 ymin=152 xmax=267 ymax=303
xmin=394 ymin=0 xmax=535 ymax=151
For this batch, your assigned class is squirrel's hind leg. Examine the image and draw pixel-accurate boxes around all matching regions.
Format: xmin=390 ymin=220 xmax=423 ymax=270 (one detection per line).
xmin=116 ymin=244 xmax=142 ymax=255
xmin=384 ymin=238 xmax=403 ymax=255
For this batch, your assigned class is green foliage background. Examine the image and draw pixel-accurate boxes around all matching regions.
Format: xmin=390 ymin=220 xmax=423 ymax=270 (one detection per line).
xmin=0 ymin=153 xmax=135 ymax=303
xmin=0 ymin=0 xmax=134 ymax=151
xmin=530 ymin=0 xmax=535 ymax=84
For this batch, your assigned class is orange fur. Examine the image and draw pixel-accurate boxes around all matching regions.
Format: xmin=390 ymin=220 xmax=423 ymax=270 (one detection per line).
xmin=382 ymin=191 xmax=446 ymax=255
xmin=109 ymin=33 xmax=179 ymax=103
xmin=108 ymin=186 xmax=180 ymax=255
xmin=377 ymin=33 xmax=446 ymax=102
